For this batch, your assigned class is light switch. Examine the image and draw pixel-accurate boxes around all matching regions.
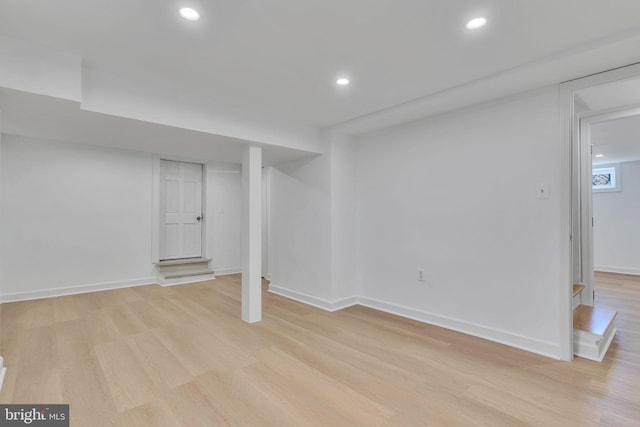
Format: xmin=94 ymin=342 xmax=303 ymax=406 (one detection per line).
xmin=536 ymin=183 xmax=550 ymax=199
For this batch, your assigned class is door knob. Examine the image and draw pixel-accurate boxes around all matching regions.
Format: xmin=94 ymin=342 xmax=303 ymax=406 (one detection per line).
xmin=197 ymin=216 xmax=202 ymax=221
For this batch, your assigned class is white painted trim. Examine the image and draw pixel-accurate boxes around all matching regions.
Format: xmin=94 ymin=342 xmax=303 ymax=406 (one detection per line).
xmin=0 ymin=277 xmax=157 ymax=303
xmin=562 ymin=62 xmax=640 ymax=92
xmin=201 ymin=162 xmax=210 ymax=260
xmin=595 ymin=266 xmax=640 ymax=276
xmin=572 ymin=292 xmax=582 ymax=311
xmin=265 ymin=167 xmax=273 ymax=282
xmin=357 ymin=297 xmax=562 ymax=360
xmin=0 ymin=367 xmax=5 ymax=393
xmin=560 ymin=83 xmax=576 ymax=361
xmin=578 ymin=118 xmax=596 ymax=306
xmin=559 ymin=63 xmax=640 ymax=362
xmin=573 ymin=327 xmax=617 ymax=362
xmin=214 ymin=267 xmax=242 ymax=276
xmin=151 ymin=155 xmax=161 ymax=263
xmin=157 ymin=274 xmax=216 ymax=287
xmin=267 ymin=285 xmax=561 ymax=359
xmin=268 ymin=284 xmax=358 ymax=312
xmin=0 ymin=356 xmax=5 ymax=392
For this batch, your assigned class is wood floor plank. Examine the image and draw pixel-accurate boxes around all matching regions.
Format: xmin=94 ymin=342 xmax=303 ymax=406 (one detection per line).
xmin=123 ymin=331 xmax=193 ymax=389
xmin=105 ymin=304 xmax=149 ymax=336
xmin=94 ymin=339 xmax=159 ymax=412
xmin=1 ymin=272 xmax=639 ymax=425
xmin=161 ymin=382 xmax=232 ymax=426
xmin=59 ymin=349 xmax=118 ymax=423
xmin=11 ymin=365 xmax=63 ymax=404
xmin=251 ymin=346 xmax=393 ymax=425
xmin=118 ymin=399 xmax=181 ymax=427
xmin=52 ymin=294 xmax=84 ymax=323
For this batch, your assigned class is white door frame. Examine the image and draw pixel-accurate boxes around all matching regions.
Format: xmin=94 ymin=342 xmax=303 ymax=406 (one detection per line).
xmin=151 ymin=155 xmax=209 ymax=263
xmin=578 ymin=105 xmax=640 ymax=303
xmin=560 ymin=62 xmax=640 ymax=361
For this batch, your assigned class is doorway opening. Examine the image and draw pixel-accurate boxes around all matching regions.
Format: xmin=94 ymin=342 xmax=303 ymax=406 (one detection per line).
xmin=152 ymin=157 xmax=214 ymax=285
xmin=563 ymin=63 xmax=640 ymax=361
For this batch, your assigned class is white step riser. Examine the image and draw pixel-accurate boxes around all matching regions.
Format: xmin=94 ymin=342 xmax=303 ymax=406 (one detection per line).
xmin=158 ymin=273 xmax=216 ymax=287
xmin=154 ymin=258 xmax=215 ymax=287
xmin=163 ymin=270 xmax=215 ymax=279
xmin=157 ymin=262 xmax=211 ymax=275
xmin=572 ymin=290 xmax=583 ymax=310
xmin=573 ymin=325 xmax=617 ymax=362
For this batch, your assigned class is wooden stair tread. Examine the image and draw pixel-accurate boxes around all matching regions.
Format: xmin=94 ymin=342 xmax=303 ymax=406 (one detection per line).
xmin=573 ymin=284 xmax=585 ymax=297
xmin=573 ymin=305 xmax=617 ymax=335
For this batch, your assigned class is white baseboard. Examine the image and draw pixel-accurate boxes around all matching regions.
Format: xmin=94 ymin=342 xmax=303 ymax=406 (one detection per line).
xmin=595 ymin=266 xmax=640 ymax=276
xmin=357 ymin=297 xmax=561 ymax=359
xmin=0 ymin=277 xmax=157 ymax=303
xmin=267 ymin=284 xmax=561 ymax=359
xmin=158 ymin=273 xmax=216 ymax=287
xmin=214 ymin=267 xmax=242 ymax=276
xmin=268 ymin=284 xmax=358 ymax=312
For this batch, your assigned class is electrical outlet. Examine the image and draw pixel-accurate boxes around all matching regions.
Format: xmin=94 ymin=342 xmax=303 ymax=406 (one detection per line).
xmin=417 ymin=269 xmax=426 ymax=282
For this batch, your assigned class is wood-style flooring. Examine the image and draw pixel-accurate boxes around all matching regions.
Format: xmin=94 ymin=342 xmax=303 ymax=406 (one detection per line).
xmin=1 ymin=273 xmax=639 ymax=426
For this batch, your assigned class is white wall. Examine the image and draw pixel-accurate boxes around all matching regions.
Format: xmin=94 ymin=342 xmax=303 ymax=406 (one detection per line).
xmin=207 ymin=168 xmax=242 ymax=275
xmin=266 ymin=133 xmax=359 ymax=309
xmin=0 ymin=135 xmax=243 ymax=300
xmin=594 ymin=161 xmax=640 ymax=275
xmin=355 ymin=88 xmax=564 ymax=357
xmin=0 ymin=135 xmax=155 ymax=299
xmin=329 ymin=133 xmax=358 ymax=301
xmin=267 ymin=153 xmax=332 ymax=301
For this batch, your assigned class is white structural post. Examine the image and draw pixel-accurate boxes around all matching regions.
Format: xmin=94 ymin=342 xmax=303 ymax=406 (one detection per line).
xmin=241 ymin=145 xmax=262 ymax=323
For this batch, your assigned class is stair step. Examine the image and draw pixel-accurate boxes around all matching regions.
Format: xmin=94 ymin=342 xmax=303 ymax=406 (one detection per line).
xmin=163 ymin=269 xmax=215 ymax=279
xmin=156 ymin=257 xmax=211 ymax=266
xmin=572 ymin=284 xmax=586 ymax=310
xmin=573 ymin=304 xmax=618 ymax=362
xmin=573 ymin=305 xmax=617 ymax=335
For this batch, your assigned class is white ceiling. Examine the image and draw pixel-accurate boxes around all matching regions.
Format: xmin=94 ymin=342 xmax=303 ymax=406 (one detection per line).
xmin=2 ymin=0 xmax=640 ymax=128
xmin=0 ymin=88 xmax=312 ymax=166
xmin=577 ymin=78 xmax=640 ymax=112
xmin=591 ymin=114 xmax=640 ymax=166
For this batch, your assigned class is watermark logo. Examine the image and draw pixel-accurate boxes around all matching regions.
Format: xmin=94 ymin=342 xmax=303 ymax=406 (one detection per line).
xmin=0 ymin=405 xmax=68 ymax=426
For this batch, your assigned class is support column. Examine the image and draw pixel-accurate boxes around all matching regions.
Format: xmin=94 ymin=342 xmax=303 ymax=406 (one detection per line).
xmin=241 ymin=145 xmax=262 ymax=323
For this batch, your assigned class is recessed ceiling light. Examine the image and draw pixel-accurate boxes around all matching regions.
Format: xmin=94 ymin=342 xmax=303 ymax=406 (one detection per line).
xmin=595 ymin=154 xmax=604 ymax=158
xmin=179 ymin=7 xmax=200 ymax=21
xmin=336 ymin=78 xmax=350 ymax=86
xmin=466 ymin=17 xmax=487 ymax=30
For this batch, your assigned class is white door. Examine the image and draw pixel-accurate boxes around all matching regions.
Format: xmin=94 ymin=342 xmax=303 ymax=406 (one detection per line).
xmin=159 ymin=160 xmax=203 ymax=260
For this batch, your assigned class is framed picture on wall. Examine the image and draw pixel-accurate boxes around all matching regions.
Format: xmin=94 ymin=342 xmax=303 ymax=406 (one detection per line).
xmin=592 ymin=164 xmax=621 ymax=192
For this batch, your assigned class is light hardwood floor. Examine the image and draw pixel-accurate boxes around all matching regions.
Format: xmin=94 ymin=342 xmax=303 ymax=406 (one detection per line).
xmin=1 ymin=273 xmax=639 ymax=426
